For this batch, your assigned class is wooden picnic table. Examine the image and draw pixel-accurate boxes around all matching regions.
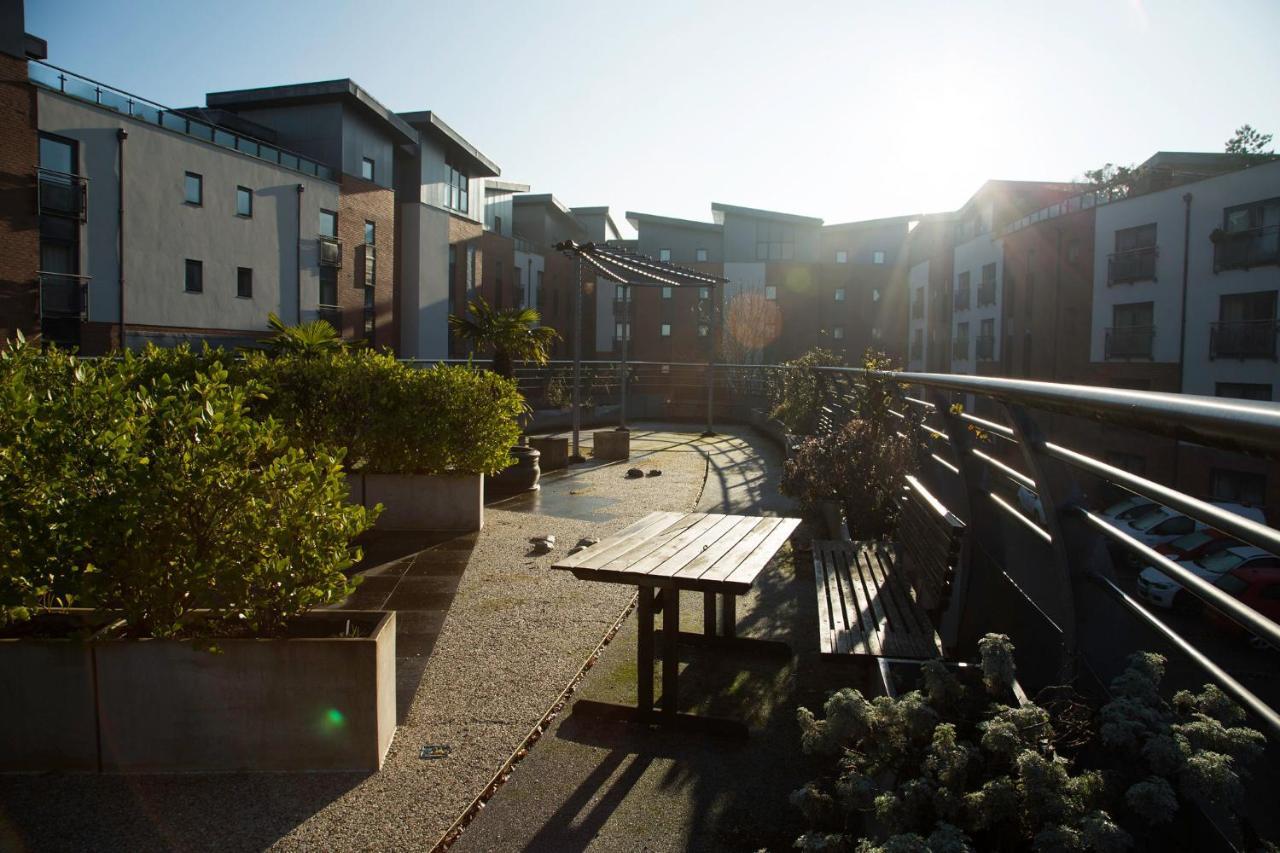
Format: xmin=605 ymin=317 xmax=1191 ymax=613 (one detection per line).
xmin=553 ymin=510 xmax=801 ymax=736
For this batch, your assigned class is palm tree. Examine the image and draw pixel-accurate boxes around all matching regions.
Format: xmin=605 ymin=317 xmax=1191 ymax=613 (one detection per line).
xmin=259 ymin=312 xmax=347 ymax=357
xmin=448 ymin=298 xmax=559 ymax=379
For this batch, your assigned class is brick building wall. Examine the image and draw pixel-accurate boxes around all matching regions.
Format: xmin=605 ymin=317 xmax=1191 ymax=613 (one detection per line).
xmin=0 ymin=52 xmax=39 ymax=346
xmin=338 ymin=175 xmax=395 ymax=351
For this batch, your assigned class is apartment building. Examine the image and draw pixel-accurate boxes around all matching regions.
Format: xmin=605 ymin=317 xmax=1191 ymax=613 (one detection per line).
xmin=904 ymin=213 xmax=956 ymax=373
xmin=0 ymin=5 xmax=42 ymax=346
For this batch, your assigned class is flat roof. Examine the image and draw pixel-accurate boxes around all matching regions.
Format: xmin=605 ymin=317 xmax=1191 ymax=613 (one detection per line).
xmin=399 ymin=111 xmax=500 ymax=178
xmin=486 ymin=179 xmax=531 ymax=193
xmin=571 ymin=207 xmax=623 ymax=240
xmin=625 ymin=211 xmax=723 ymax=233
xmin=206 ymin=79 xmax=417 ymax=146
xmin=710 ymin=202 xmax=822 ymax=226
xmin=823 ymin=213 xmax=921 ymax=231
xmin=515 ymin=193 xmax=581 ymax=229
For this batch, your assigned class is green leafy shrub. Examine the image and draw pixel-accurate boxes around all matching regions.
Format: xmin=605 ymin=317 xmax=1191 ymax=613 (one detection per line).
xmin=249 ymin=349 xmax=525 ymax=475
xmin=0 ymin=338 xmax=371 ymax=636
xmin=792 ymin=639 xmax=1268 ymax=851
xmin=767 ymin=347 xmax=842 ymax=435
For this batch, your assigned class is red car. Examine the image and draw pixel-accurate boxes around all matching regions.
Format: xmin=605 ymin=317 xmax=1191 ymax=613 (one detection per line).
xmin=1211 ymin=566 xmax=1280 ymax=650
xmin=1154 ymin=528 xmax=1243 ymax=563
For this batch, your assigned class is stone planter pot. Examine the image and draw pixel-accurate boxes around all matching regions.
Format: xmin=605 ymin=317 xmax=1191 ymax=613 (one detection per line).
xmin=352 ymin=472 xmax=484 ymax=532
xmin=1 ymin=610 xmax=396 ymax=773
xmin=0 ymin=610 xmax=107 ymax=772
xmin=486 ymin=444 xmax=541 ymax=497
xmin=593 ymin=428 xmax=630 ymax=461
xmin=528 ymin=436 xmax=569 ymax=471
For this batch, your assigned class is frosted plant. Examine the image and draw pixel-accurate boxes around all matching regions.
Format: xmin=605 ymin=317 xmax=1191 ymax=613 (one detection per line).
xmin=977 ymin=633 xmax=1016 ymax=697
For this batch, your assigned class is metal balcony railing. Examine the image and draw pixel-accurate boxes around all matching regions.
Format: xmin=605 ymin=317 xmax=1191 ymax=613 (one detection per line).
xmin=1210 ymin=319 xmax=1279 ymax=360
xmin=1105 ymin=324 xmax=1154 ymax=359
xmin=954 ymin=288 xmax=970 ymax=311
xmin=1213 ymin=225 xmax=1280 ymax=272
xmin=975 ymin=334 xmax=995 ymax=361
xmin=405 ymin=355 xmax=1280 ymax=770
xmin=36 ymin=168 xmax=87 ymax=221
xmin=28 ymin=60 xmax=336 ymax=182
xmin=362 ymin=245 xmax=376 ymax=285
xmin=38 ymin=272 xmax=89 ymax=321
xmin=977 ymin=281 xmax=996 ymax=307
xmin=319 ymin=237 xmax=342 ymax=267
xmin=1108 ymin=246 xmax=1158 ymax=284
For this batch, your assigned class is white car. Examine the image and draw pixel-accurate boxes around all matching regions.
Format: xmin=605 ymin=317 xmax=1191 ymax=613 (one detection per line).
xmin=1103 ymin=502 xmax=1265 ymax=552
xmin=1137 ymin=546 xmax=1280 ymax=610
xmin=1100 ymin=495 xmax=1161 ymax=522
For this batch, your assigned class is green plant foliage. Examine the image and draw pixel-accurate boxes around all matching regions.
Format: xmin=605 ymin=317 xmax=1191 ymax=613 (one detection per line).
xmin=448 ymin=297 xmax=559 ymax=379
xmin=259 ymin=312 xmax=349 ymax=357
xmin=0 ymin=337 xmax=372 ymax=636
xmin=250 ymin=350 xmax=525 ymax=476
xmin=767 ymin=347 xmax=843 ymax=435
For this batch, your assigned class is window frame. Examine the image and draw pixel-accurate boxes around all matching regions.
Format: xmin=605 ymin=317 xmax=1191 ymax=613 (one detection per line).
xmin=765 ymin=285 xmax=778 ymax=301
xmin=235 ymin=186 xmax=253 ymax=218
xmin=660 ymin=323 xmax=672 ymax=337
xmin=834 ymin=287 xmax=846 ymax=303
xmin=319 ymin=209 xmax=338 ymax=239
xmin=659 ymin=248 xmax=672 ymax=262
xmin=364 ymin=220 xmax=376 ymax=246
xmin=184 ymin=172 xmax=203 ymax=206
xmin=835 ymin=250 xmax=848 ymax=264
xmin=184 ymin=258 xmax=203 ymax=293
xmin=361 ymin=157 xmax=375 ymax=182
xmin=873 ymin=250 xmax=886 ymax=265
xmin=236 ymin=266 xmax=253 ymax=299
xmin=695 ymin=248 xmax=708 ymax=262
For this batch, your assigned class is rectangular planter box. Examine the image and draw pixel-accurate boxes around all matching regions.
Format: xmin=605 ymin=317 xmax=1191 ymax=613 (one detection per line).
xmin=353 ymin=472 xmax=484 ymax=532
xmin=529 ymin=436 xmax=569 ymax=471
xmin=98 ymin=610 xmax=395 ymax=773
xmin=0 ymin=610 xmax=103 ymax=772
xmin=592 ymin=429 xmax=630 ymax=461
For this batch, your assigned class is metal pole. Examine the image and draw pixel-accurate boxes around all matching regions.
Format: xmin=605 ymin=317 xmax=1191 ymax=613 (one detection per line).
xmin=619 ymin=284 xmax=629 ymax=431
xmin=570 ymin=255 xmax=584 ymax=462
xmin=703 ymin=285 xmax=716 ymax=437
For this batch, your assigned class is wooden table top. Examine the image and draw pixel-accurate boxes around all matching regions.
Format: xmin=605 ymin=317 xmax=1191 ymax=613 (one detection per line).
xmin=553 ymin=511 xmax=801 ymax=594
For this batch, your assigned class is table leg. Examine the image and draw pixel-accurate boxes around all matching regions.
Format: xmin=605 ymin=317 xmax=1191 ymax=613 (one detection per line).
xmin=637 ymin=586 xmax=654 ymax=719
xmin=719 ymin=593 xmax=736 ymax=638
xmin=662 ymin=587 xmax=680 ymax=719
xmin=702 ymin=591 xmax=717 ymax=635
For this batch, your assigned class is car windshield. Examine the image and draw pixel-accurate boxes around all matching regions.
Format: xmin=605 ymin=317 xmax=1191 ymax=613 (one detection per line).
xmin=1105 ymin=497 xmax=1145 ymax=516
xmin=1132 ymin=511 xmax=1175 ymax=531
xmin=1214 ymin=573 xmax=1250 ymax=595
xmin=1167 ymin=531 xmax=1212 ymax=551
xmin=1195 ymin=551 xmax=1246 ymax=573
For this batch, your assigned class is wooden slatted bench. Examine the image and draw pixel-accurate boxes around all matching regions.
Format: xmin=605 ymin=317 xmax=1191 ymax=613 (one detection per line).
xmin=813 ymin=474 xmax=965 ymax=659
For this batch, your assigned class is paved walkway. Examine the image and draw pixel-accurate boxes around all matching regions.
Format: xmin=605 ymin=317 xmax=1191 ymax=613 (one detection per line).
xmin=452 ymin=427 xmax=836 ymax=853
xmin=0 ymin=425 xmax=782 ymax=853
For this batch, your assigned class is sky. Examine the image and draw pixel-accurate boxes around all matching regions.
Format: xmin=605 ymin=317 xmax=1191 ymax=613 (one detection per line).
xmin=26 ymin=0 xmax=1280 ymax=236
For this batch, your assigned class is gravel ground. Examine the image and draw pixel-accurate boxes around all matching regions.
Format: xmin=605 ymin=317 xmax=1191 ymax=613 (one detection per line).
xmin=0 ymin=427 xmax=718 ymax=853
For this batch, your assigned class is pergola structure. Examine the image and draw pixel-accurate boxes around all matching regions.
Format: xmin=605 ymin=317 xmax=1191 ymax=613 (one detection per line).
xmin=552 ymin=240 xmax=729 ymax=460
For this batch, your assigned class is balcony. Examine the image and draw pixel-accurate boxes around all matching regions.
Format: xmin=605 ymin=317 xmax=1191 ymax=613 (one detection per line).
xmin=952 ymin=338 xmax=969 ymax=360
xmin=953 ymin=289 xmax=970 ymax=311
xmin=1105 ymin=324 xmax=1155 ymax=359
xmin=975 ymin=334 xmax=995 ymax=361
xmin=362 ymin=244 xmax=376 ymax=285
xmin=1213 ymin=225 xmax=1280 ymax=272
xmin=319 ymin=237 xmax=342 ymax=267
xmin=1108 ymin=246 xmax=1158 ymax=284
xmin=1210 ymin=319 xmax=1279 ymax=360
xmin=36 ymin=168 xmax=87 ymax=221
xmin=38 ymin=272 xmax=89 ymax=321
xmin=977 ymin=281 xmax=996 ymax=307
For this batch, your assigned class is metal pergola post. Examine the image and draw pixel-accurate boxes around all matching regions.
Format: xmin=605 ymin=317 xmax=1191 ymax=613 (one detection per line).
xmin=618 ymin=284 xmax=629 ymax=431
xmin=703 ymin=287 xmax=717 ymax=437
xmin=570 ymin=254 xmax=584 ymax=463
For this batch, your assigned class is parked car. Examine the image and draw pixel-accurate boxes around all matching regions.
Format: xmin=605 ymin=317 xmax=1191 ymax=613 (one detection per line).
xmin=1104 ymin=502 xmax=1265 ymax=552
xmin=1136 ymin=545 xmax=1280 ymax=611
xmin=1153 ymin=528 xmax=1243 ymax=563
xmin=1209 ymin=565 xmax=1280 ymax=650
xmin=1100 ymin=495 xmax=1161 ymax=522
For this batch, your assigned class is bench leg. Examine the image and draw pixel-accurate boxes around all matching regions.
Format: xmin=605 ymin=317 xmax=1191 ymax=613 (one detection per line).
xmin=703 ymin=591 xmax=717 ymax=635
xmin=719 ymin=593 xmax=736 ymax=638
xmin=662 ymin=588 xmax=680 ymax=719
xmin=637 ymin=586 xmax=655 ymax=719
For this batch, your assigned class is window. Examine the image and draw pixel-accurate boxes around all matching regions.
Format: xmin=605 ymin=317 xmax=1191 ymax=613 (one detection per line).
xmin=696 ymin=248 xmax=708 ymax=262
xmin=754 ymin=220 xmax=795 ymax=261
xmin=236 ymin=186 xmax=252 ymax=217
xmin=1217 ymin=197 xmax=1280 ymax=271
xmin=494 ymin=215 xmax=502 ymax=236
xmin=364 ymin=220 xmax=376 ymax=245
xmin=873 ymin=251 xmax=885 ymax=265
xmin=39 ymin=134 xmax=75 ymax=175
xmin=184 ymin=172 xmax=202 ymax=205
xmin=765 ymin=285 xmax=777 ymax=301
xmin=446 ymin=157 xmax=469 ymax=213
xmin=1108 ymin=301 xmax=1154 ymax=359
xmin=978 ymin=263 xmax=997 ymax=306
xmin=954 ymin=321 xmax=970 ymax=360
xmin=615 ymin=322 xmax=630 ymax=340
xmin=237 ymin=266 xmax=252 ymax=299
xmin=977 ymin=318 xmax=995 ymax=360
xmin=1216 ymin=382 xmax=1272 ymax=401
xmin=319 ymin=209 xmax=337 ymax=238
xmin=1220 ymin=290 xmax=1277 ymax=322
xmin=660 ymin=323 xmax=671 ymax=337
xmin=836 ymin=250 xmax=848 ymax=264
xmin=659 ymin=248 xmax=672 ymax=262
xmin=1115 ymin=223 xmax=1157 ymax=253
xmin=662 ymin=286 xmax=673 ymax=299
xmin=361 ymin=157 xmax=375 ymax=181
xmin=832 ymin=325 xmax=845 ymax=340
xmin=1224 ymin=197 xmax=1280 ymax=234
xmin=834 ymin=288 xmax=846 ymax=302
xmin=698 ymin=324 xmax=709 ymax=337
xmin=699 ymin=287 xmax=710 ymax=300
xmin=184 ymin=259 xmax=203 ymax=293
xmin=319 ymin=266 xmax=337 ymax=306
xmin=466 ymin=245 xmax=476 ymax=293
xmin=1210 ymin=468 xmax=1267 ymax=506
xmin=955 ymin=271 xmax=971 ymax=310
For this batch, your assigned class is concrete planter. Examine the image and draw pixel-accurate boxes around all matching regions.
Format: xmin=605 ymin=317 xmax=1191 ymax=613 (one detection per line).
xmin=528 ymin=436 xmax=569 ymax=471
xmin=0 ymin=610 xmax=396 ymax=773
xmin=0 ymin=610 xmax=105 ymax=772
xmin=353 ymin=472 xmax=484 ymax=532
xmin=592 ymin=428 xmax=630 ymax=461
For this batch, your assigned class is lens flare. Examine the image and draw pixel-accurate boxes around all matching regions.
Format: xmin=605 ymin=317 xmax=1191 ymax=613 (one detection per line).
xmin=724 ymin=292 xmax=781 ymax=351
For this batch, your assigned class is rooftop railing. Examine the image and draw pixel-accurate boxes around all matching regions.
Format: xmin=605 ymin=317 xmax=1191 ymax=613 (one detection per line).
xmin=29 ymin=60 xmax=337 ymax=182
